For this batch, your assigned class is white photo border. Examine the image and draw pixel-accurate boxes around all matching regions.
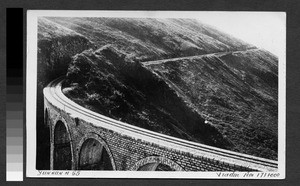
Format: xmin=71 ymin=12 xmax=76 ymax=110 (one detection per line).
xmin=26 ymin=10 xmax=286 ymax=179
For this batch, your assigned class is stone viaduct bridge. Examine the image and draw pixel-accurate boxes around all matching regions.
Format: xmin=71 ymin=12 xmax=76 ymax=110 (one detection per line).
xmin=43 ymin=77 xmax=278 ymax=171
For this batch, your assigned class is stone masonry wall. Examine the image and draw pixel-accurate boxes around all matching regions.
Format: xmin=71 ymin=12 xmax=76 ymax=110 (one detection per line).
xmin=45 ymin=98 xmax=254 ymax=171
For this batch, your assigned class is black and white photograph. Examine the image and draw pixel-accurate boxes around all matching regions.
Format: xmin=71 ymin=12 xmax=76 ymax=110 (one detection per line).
xmin=26 ymin=11 xmax=285 ymax=178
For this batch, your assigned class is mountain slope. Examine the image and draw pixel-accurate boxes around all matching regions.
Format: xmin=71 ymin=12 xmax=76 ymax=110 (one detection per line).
xmin=37 ymin=17 xmax=278 ymax=161
xmin=41 ymin=17 xmax=255 ymax=61
xmin=144 ymin=48 xmax=278 ymax=159
xmin=63 ymin=46 xmax=231 ymax=149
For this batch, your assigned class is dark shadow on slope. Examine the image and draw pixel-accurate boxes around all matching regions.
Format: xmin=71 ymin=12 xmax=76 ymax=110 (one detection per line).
xmin=63 ymin=46 xmax=232 ymax=150
xmin=123 ymin=62 xmax=231 ymax=148
xmin=36 ymin=34 xmax=94 ymax=170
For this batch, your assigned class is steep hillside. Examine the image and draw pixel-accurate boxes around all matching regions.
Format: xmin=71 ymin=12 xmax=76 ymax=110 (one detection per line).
xmin=63 ymin=46 xmax=231 ymax=149
xmin=144 ymin=49 xmax=278 ymax=159
xmin=62 ymin=46 xmax=278 ymax=160
xmin=42 ymin=17 xmax=255 ymax=61
xmin=38 ymin=17 xmax=95 ymax=84
xmin=37 ymin=17 xmax=278 ymax=164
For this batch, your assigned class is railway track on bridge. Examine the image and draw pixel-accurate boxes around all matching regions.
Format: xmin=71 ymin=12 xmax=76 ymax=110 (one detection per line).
xmin=44 ymin=77 xmax=278 ymax=171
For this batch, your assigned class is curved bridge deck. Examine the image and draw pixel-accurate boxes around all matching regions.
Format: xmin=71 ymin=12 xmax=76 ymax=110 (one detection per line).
xmin=43 ymin=77 xmax=278 ymax=171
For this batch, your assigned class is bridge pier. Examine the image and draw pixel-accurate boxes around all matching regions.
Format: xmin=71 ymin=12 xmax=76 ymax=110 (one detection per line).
xmin=49 ymin=114 xmax=75 ymax=170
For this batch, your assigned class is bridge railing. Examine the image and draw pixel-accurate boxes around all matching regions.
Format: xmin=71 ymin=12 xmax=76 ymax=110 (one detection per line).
xmin=44 ymin=77 xmax=278 ymax=172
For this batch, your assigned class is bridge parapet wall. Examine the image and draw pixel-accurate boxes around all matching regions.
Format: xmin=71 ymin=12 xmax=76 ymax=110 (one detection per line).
xmin=44 ymin=78 xmax=278 ymax=172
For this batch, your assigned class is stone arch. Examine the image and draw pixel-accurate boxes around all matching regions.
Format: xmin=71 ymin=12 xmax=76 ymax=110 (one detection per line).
xmin=76 ymin=133 xmax=116 ymax=170
xmin=51 ymin=118 xmax=74 ymax=170
xmin=130 ymin=156 xmax=184 ymax=171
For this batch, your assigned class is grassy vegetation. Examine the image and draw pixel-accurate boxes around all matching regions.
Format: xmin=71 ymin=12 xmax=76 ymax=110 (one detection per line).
xmin=63 ymin=46 xmax=231 ymax=149
xmin=42 ymin=17 xmax=254 ymax=62
xmin=145 ymin=49 xmax=278 ymax=159
xmin=37 ymin=17 xmax=278 ymax=169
